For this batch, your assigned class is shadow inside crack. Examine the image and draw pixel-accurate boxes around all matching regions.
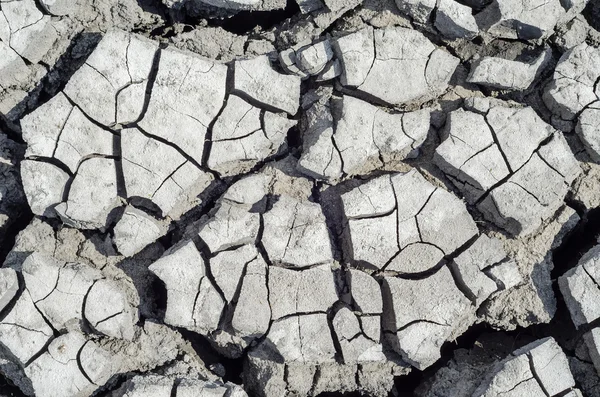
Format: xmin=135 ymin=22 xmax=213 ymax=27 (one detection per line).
xmin=138 ymin=0 xmax=301 ymax=36
xmin=2 ymin=32 xmax=103 ymax=129
xmin=583 ymin=0 xmax=600 ymax=33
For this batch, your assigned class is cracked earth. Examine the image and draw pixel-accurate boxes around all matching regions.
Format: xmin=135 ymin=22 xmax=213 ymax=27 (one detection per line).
xmin=0 ymin=0 xmax=600 ymax=396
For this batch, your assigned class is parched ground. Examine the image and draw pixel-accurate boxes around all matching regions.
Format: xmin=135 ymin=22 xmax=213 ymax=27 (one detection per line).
xmin=0 ymin=0 xmax=600 ymax=396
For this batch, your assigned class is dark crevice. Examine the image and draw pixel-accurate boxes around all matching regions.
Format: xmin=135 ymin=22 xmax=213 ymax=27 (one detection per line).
xmin=133 ymin=126 xmax=206 ymax=171
xmin=60 ymin=94 xmax=121 ymax=136
xmin=395 ymin=319 xmax=449 ymax=333
xmin=59 ymin=155 xmax=121 ymax=204
xmin=552 ymin=207 xmax=600 ymax=278
xmin=583 ymin=0 xmax=600 ymax=32
xmin=151 ymin=277 xmax=168 ymax=322
xmin=113 ymin=133 xmax=127 ymax=199
xmin=25 ymin=156 xmax=73 ymax=177
xmin=202 ymin=64 xmax=234 ymax=173
xmin=202 ymin=0 xmax=300 ymax=35
xmin=484 ymin=115 xmax=514 ymax=174
xmin=0 ymin=203 xmax=33 ymax=267
xmin=0 ymin=371 xmax=26 ymax=397
xmin=286 ymin=123 xmax=302 ymax=150
xmin=5 ymin=32 xmax=103 ymax=125
xmin=77 ymin=340 xmax=97 ymax=386
xmin=129 ymin=43 xmax=164 ymax=124
xmin=191 ymin=236 xmax=228 ymax=308
xmin=178 ymin=328 xmax=244 ymax=384
xmin=326 ymin=302 xmax=345 ymax=363
xmin=527 ymin=353 xmax=550 ymax=397
xmin=93 ymin=310 xmax=124 ymax=327
xmin=474 ymin=132 xmax=554 ymax=207
xmin=170 ymin=377 xmax=181 ymax=397
xmin=80 ymin=279 xmax=101 ymax=332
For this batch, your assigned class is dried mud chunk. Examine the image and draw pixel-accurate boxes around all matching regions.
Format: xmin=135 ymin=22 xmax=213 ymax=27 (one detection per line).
xmin=198 ymin=201 xmax=260 ymax=253
xmin=295 ymin=39 xmax=334 ymax=75
xmin=394 ymin=0 xmax=436 ymax=23
xmin=434 ymin=0 xmax=479 ymax=39
xmin=297 ymin=99 xmax=343 ymax=181
xmin=0 ymin=41 xmax=29 ymax=88
xmin=0 ymin=0 xmax=58 ymax=63
xmin=348 ymin=27 xmax=458 ymax=105
xmin=382 ymin=266 xmax=473 ymax=369
xmin=332 ymin=26 xmax=375 ymax=87
xmin=510 ymin=154 xmax=568 ymax=211
xmin=536 ymin=130 xmax=580 ymax=184
xmin=84 ymin=278 xmax=138 ymax=340
xmin=279 ymin=46 xmax=310 ymax=79
xmin=262 ymin=195 xmax=333 ymax=267
xmin=113 ymin=207 xmax=167 ymax=257
xmin=79 ymin=341 xmax=120 ymax=386
xmin=472 ymin=353 xmax=544 ymax=396
xmin=543 ymin=43 xmax=600 ymax=121
xmin=121 ymin=127 xmax=213 ymax=219
xmin=478 ymin=182 xmax=541 ymax=237
xmin=268 ymin=264 xmax=338 ymax=319
xmin=0 ymin=268 xmax=18 ymax=313
xmin=450 ymin=235 xmax=506 ymax=305
xmin=485 ymin=106 xmax=552 ymax=171
xmin=436 ymin=103 xmax=579 ymax=237
xmin=64 ymin=31 xmax=158 ymax=126
xmin=20 ymin=160 xmax=69 ymax=217
xmin=233 ymin=55 xmax=301 ymax=115
xmin=332 ymin=307 xmax=385 ymax=363
xmin=433 ymin=109 xmax=509 ymax=202
xmin=113 ymin=374 xmax=246 ymax=397
xmin=0 ymin=289 xmax=54 ymax=365
xmin=474 ymin=337 xmax=575 ymax=396
xmin=476 ymin=0 xmax=564 ymax=40
xmin=139 ymin=46 xmax=227 ymax=164
xmin=121 ymin=126 xmax=186 ymax=200
xmin=515 ymin=338 xmax=575 ymax=395
xmin=21 ymin=92 xmax=74 ymax=159
xmin=486 ymin=260 xmax=522 ymax=290
xmin=583 ymin=328 xmax=600 ymax=377
xmin=176 ymin=378 xmax=247 ymax=397
xmin=386 ymin=243 xmax=444 ymax=273
xmin=212 ymin=95 xmax=262 ymax=141
xmin=342 ymin=170 xmax=476 ymax=271
xmin=149 ymin=240 xmax=224 ymax=335
xmin=416 ymin=188 xmax=478 ymax=254
xmin=479 ymin=151 xmax=572 ymax=236
xmin=347 ymin=212 xmax=399 ymax=269
xmin=231 ymin=257 xmax=271 ymax=339
xmin=55 ymin=157 xmax=120 ymax=230
xmin=221 ymin=173 xmax=270 ymax=206
xmin=261 ymin=313 xmax=336 ymax=362
xmin=208 ymin=108 xmax=290 ymax=176
xmin=348 ymin=269 xmax=382 ymax=314
xmin=112 ymin=374 xmax=173 ymax=397
xmin=467 ymin=49 xmax=551 ymax=91
xmin=559 ymin=245 xmax=600 ymax=328
xmin=52 ymin=108 xmax=115 ymax=173
xmin=210 ymin=244 xmax=257 ymax=303
xmin=333 ymin=96 xmax=429 ymax=176
xmin=22 ymin=253 xmax=103 ymax=330
xmin=341 ymin=174 xmax=395 ymax=218
xmin=25 ymin=332 xmax=114 ymax=397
